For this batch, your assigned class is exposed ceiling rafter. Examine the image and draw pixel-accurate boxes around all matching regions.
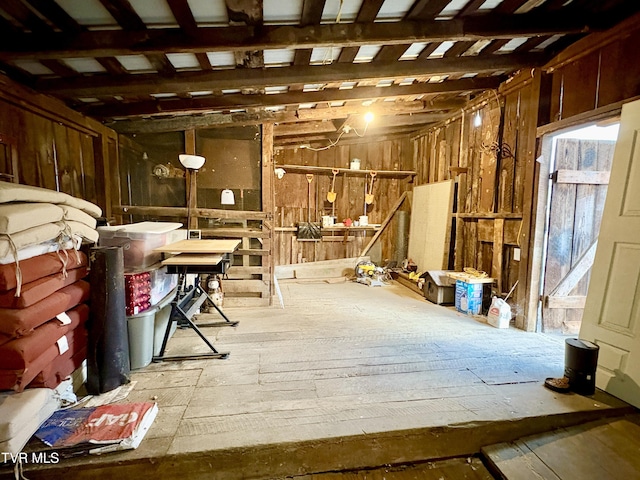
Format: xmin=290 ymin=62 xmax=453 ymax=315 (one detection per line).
xmin=0 ymin=15 xmax=592 ymax=61
xmin=39 ymin=54 xmax=541 ymax=97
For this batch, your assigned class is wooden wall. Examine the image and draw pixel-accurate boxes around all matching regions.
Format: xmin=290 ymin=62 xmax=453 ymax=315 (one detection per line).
xmin=0 ymin=73 xmax=117 ymax=216
xmin=545 ymin=15 xmax=640 ymax=122
xmin=273 ymin=138 xmax=413 ymax=266
xmin=412 ymin=70 xmax=542 ymax=329
xmin=412 ymin=13 xmax=640 ymax=331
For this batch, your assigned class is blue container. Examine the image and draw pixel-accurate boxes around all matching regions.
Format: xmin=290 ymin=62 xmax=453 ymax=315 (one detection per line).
xmin=455 ymin=280 xmax=483 ymax=315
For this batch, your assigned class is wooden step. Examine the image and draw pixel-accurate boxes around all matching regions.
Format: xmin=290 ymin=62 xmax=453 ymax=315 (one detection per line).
xmin=482 ymin=414 xmax=640 ymax=480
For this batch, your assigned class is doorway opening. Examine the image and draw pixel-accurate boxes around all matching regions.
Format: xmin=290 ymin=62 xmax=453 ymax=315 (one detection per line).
xmin=538 ymin=122 xmax=620 ymax=334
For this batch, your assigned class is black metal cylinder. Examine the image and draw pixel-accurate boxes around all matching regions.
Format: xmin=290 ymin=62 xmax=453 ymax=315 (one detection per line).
xmin=87 ymin=246 xmax=130 ymax=394
xmin=564 ymin=338 xmax=599 ymax=395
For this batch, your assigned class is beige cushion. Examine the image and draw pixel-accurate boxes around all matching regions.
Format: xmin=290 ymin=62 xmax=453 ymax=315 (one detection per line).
xmin=64 ymin=220 xmax=99 ymax=243
xmin=0 ymin=181 xmax=102 ymax=218
xmin=0 ymin=203 xmax=64 ymax=235
xmin=0 ymin=223 xmax=64 ymax=259
xmin=60 ymin=205 xmax=97 ymax=229
xmin=0 ymin=387 xmax=59 ymax=455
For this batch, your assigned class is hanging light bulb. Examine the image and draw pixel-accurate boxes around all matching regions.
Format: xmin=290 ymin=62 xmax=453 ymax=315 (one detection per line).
xmin=364 ymin=111 xmax=374 ymax=124
xmin=474 ymin=111 xmax=482 ymax=128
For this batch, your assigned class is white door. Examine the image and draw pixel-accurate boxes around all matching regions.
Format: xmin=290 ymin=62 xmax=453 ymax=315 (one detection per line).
xmin=580 ymin=99 xmax=640 ymax=408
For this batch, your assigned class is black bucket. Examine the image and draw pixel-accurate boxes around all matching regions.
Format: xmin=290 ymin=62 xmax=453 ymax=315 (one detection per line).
xmin=564 ymin=338 xmax=599 ymax=395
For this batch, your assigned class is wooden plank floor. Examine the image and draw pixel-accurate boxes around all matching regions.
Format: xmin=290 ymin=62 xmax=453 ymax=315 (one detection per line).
xmin=482 ymin=414 xmax=640 ymax=480
xmin=7 ymin=280 xmax=635 ymax=480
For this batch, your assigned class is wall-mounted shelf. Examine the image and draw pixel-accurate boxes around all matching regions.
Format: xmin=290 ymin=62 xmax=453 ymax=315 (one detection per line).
xmin=275 ymin=225 xmax=380 ymax=232
xmin=277 ymin=164 xmax=416 ymax=179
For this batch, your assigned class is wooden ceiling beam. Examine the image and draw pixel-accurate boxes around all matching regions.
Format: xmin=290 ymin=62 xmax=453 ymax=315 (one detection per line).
xmin=356 ymin=0 xmax=386 ymax=22
xmin=479 ymin=39 xmax=510 ymax=55
xmin=108 ymin=110 xmax=292 ymax=134
xmin=39 ymin=59 xmax=77 ymax=77
xmin=374 ymin=44 xmax=412 ymax=62
xmin=166 ymin=0 xmax=199 ymax=34
xmin=96 ymin=57 xmax=128 ymax=75
xmin=39 ymin=53 xmax=539 ymax=97
xmin=294 ymin=100 xmax=460 ymax=120
xmin=195 ymin=52 xmax=213 ymax=71
xmin=495 ymin=0 xmax=531 ymax=14
xmin=458 ymin=0 xmax=488 ymax=17
xmin=300 ymin=0 xmax=326 ymax=25
xmin=294 ymin=0 xmax=326 ymax=79
xmin=274 ymin=121 xmax=338 ymax=137
xmin=444 ymin=40 xmax=477 ymax=57
xmin=98 ymin=0 xmax=146 ymax=31
xmin=80 ymin=76 xmax=487 ymax=119
xmin=0 ymin=15 xmax=593 ymax=61
xmin=146 ymin=53 xmax=176 ymax=75
xmin=0 ymin=0 xmax=53 ymax=33
xmin=417 ymin=42 xmax=442 ymax=60
xmin=225 ymin=0 xmax=264 ymax=69
xmin=24 ymin=0 xmax=85 ymax=33
xmin=406 ymin=0 xmax=451 ymax=20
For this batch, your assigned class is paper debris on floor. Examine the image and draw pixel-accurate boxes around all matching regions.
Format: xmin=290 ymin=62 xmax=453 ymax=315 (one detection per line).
xmin=82 ymin=381 xmax=137 ymax=408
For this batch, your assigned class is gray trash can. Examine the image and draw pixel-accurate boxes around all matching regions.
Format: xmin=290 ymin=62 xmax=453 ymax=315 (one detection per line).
xmin=127 ymin=287 xmax=177 ymax=369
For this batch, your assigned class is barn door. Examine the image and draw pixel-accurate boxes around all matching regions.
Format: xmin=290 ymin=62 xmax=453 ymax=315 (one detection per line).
xmin=542 ymin=137 xmax=615 ymax=333
xmin=580 ymin=99 xmax=640 ymax=408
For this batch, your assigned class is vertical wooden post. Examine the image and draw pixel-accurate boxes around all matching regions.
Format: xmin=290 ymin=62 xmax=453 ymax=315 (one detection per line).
xmin=262 ymin=123 xmax=275 ymax=303
xmin=455 ymin=113 xmax=469 ymax=271
xmin=516 ymin=69 xmax=543 ymax=331
xmin=93 ymin=131 xmax=117 ymax=220
xmin=185 ymin=129 xmax=197 ymax=230
xmin=492 ymin=218 xmax=505 ymax=293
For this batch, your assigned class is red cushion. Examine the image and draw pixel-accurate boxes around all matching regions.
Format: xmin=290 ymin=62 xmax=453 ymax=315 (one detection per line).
xmin=0 ymin=280 xmax=89 ymax=338
xmin=0 ymin=266 xmax=88 ymax=309
xmin=28 ymin=347 xmax=87 ymax=389
xmin=0 ymin=304 xmax=88 ymax=369
xmin=0 ymin=250 xmax=87 ymax=291
xmin=0 ymin=314 xmax=88 ymax=392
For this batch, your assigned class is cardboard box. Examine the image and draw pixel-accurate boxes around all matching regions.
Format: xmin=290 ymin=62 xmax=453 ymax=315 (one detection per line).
xmin=455 ymin=280 xmax=484 ymax=315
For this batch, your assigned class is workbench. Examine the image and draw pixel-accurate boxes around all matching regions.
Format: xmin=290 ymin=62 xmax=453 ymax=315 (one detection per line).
xmin=152 ymin=239 xmax=241 ymax=362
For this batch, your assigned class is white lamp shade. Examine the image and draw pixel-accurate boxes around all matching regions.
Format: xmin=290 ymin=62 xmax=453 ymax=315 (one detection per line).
xmin=221 ymin=189 xmax=235 ymax=205
xmin=179 ymin=154 xmax=206 ymax=170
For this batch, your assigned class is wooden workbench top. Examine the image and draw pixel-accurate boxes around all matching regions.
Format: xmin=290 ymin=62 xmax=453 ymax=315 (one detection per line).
xmin=154 ymin=239 xmax=241 ymax=254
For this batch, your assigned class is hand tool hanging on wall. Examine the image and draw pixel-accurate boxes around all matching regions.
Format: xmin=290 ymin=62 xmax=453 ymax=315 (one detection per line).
xmin=365 ymin=171 xmax=377 ymax=204
xmin=327 ymin=169 xmax=339 ymax=217
xmin=364 ymin=171 xmax=377 ymax=215
xmin=327 ymin=169 xmax=339 ymax=203
xmin=297 ymin=173 xmax=322 ymax=240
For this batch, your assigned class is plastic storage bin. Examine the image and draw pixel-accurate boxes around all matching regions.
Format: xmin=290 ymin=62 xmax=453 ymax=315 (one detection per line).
xmin=98 ymin=222 xmax=182 ymax=271
xmin=124 ymin=263 xmax=178 ymax=315
xmin=127 ymin=287 xmax=177 ymax=370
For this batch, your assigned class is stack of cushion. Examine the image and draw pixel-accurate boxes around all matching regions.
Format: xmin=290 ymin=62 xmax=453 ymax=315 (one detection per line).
xmin=0 ymin=253 xmax=90 ymax=391
xmin=0 ymin=181 xmax=102 ymax=266
xmin=0 ymin=181 xmax=102 ymax=392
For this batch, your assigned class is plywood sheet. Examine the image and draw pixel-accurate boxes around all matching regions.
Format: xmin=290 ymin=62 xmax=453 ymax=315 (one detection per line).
xmin=407 ymin=180 xmax=454 ymax=271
